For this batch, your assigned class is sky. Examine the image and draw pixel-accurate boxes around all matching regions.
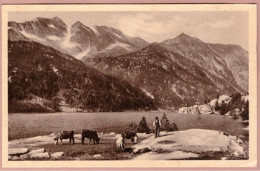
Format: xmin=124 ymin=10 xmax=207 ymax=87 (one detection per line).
xmin=8 ymin=11 xmax=249 ymax=50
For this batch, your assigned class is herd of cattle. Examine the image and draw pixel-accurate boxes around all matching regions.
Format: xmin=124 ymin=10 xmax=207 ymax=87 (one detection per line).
xmin=54 ymin=129 xmax=138 ymax=151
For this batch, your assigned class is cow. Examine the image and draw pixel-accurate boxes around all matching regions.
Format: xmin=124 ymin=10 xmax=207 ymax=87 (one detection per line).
xmin=122 ymin=131 xmax=138 ymax=144
xmin=81 ymin=129 xmax=100 ymax=145
xmin=54 ymin=131 xmax=74 ymax=145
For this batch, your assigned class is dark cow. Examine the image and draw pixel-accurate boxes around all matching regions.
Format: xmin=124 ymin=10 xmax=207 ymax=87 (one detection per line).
xmin=54 ymin=131 xmax=74 ymax=145
xmin=81 ymin=129 xmax=100 ymax=145
xmin=122 ymin=131 xmax=138 ymax=144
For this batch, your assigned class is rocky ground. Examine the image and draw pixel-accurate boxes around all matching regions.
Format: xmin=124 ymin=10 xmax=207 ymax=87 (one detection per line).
xmin=8 ymin=129 xmax=248 ymax=160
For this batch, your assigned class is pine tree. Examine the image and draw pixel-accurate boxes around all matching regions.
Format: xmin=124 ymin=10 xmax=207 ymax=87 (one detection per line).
xmin=241 ymin=101 xmax=249 ymax=120
xmin=161 ymin=113 xmax=170 ymax=131
xmin=137 ymin=116 xmax=151 ymax=134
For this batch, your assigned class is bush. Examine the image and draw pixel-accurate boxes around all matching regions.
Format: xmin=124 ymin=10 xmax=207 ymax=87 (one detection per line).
xmin=161 ymin=113 xmax=179 ymax=131
xmin=137 ymin=117 xmax=151 ymax=134
xmin=241 ymin=101 xmax=249 ymax=120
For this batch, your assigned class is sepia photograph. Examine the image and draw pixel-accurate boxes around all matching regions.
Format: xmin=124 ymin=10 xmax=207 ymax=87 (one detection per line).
xmin=1 ymin=3 xmax=258 ymax=169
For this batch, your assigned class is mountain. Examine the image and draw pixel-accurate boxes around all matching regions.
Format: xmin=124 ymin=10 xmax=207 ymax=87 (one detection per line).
xmin=8 ymin=17 xmax=148 ymax=60
xmin=208 ymin=43 xmax=248 ymax=91
xmin=161 ymin=33 xmax=248 ymax=91
xmin=86 ymin=42 xmax=244 ymax=109
xmin=8 ymin=40 xmax=156 ymax=112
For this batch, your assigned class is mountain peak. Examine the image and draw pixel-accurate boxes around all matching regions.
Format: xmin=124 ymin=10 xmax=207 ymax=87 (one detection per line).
xmin=72 ymin=21 xmax=88 ymax=28
xmin=52 ymin=16 xmax=62 ymax=21
xmin=176 ymin=32 xmax=193 ymax=39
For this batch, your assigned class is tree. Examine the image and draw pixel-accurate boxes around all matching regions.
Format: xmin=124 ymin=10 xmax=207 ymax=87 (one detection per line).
xmin=220 ymin=101 xmax=229 ymax=115
xmin=137 ymin=116 xmax=151 ymax=134
xmin=215 ymin=100 xmax=220 ymax=111
xmin=161 ymin=113 xmax=171 ymax=131
xmin=241 ymin=101 xmax=249 ymax=120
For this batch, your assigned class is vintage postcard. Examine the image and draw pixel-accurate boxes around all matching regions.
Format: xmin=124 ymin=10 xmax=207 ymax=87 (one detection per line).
xmin=1 ymin=3 xmax=258 ymax=169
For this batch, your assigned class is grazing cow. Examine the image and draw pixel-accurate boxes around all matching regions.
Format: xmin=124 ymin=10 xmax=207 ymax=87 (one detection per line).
xmin=122 ymin=131 xmax=138 ymax=144
xmin=116 ymin=134 xmax=125 ymax=151
xmin=54 ymin=131 xmax=74 ymax=145
xmin=81 ymin=129 xmax=100 ymax=145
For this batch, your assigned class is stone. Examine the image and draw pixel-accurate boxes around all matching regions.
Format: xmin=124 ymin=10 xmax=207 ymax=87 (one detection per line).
xmin=178 ymin=107 xmax=188 ymax=114
xmin=28 ymin=148 xmax=45 ymax=155
xmin=233 ymin=151 xmax=240 ymax=157
xmin=30 ymin=152 xmax=50 ymax=159
xmin=20 ymin=154 xmax=30 ymax=160
xmin=93 ymin=154 xmax=102 ymax=158
xmin=50 ymin=152 xmax=64 ymax=159
xmin=8 ymin=148 xmax=29 ymax=156
xmin=11 ymin=156 xmax=20 ymax=160
xmin=198 ymin=104 xmax=212 ymax=114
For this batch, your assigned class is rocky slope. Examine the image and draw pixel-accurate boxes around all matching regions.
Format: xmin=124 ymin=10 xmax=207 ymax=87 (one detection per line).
xmin=161 ymin=33 xmax=248 ymax=91
xmin=8 ymin=17 xmax=248 ymax=110
xmin=8 ymin=17 xmax=148 ymax=60
xmin=8 ymin=40 xmax=156 ymax=112
xmin=208 ymin=43 xmax=248 ymax=91
xmin=86 ymin=42 xmax=244 ymax=109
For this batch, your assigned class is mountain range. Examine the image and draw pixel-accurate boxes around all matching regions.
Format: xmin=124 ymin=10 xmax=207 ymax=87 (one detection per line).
xmin=8 ymin=17 xmax=248 ymax=112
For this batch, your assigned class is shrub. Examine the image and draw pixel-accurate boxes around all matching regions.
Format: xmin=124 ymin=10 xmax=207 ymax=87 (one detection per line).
xmin=137 ymin=116 xmax=151 ymax=134
xmin=241 ymin=101 xmax=249 ymax=120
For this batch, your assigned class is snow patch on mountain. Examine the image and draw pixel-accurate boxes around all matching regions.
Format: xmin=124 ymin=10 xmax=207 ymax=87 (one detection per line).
xmin=48 ymin=24 xmax=56 ymax=28
xmin=60 ymin=26 xmax=79 ymax=49
xmin=89 ymin=25 xmax=99 ymax=34
xmin=171 ymin=85 xmax=184 ymax=99
xmin=212 ymin=60 xmax=224 ymax=71
xmin=20 ymin=30 xmax=45 ymax=42
xmin=103 ymin=41 xmax=132 ymax=51
xmin=47 ymin=35 xmax=61 ymax=41
xmin=113 ymin=32 xmax=124 ymax=40
xmin=142 ymin=88 xmax=154 ymax=99
xmin=75 ymin=46 xmax=92 ymax=59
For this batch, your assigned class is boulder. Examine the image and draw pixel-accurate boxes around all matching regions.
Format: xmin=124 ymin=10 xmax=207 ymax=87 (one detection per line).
xmin=8 ymin=148 xmax=29 ymax=156
xmin=190 ymin=105 xmax=199 ymax=114
xmin=221 ymin=157 xmax=227 ymax=160
xmin=50 ymin=152 xmax=64 ymax=159
xmin=178 ymin=107 xmax=188 ymax=114
xmin=30 ymin=152 xmax=50 ymax=159
xmin=233 ymin=151 xmax=240 ymax=157
xmin=224 ymin=111 xmax=231 ymax=116
xmin=11 ymin=156 xmax=20 ymax=160
xmin=28 ymin=148 xmax=46 ymax=155
xmin=218 ymin=95 xmax=232 ymax=105
xmin=93 ymin=154 xmax=104 ymax=159
xmin=198 ymin=104 xmax=212 ymax=114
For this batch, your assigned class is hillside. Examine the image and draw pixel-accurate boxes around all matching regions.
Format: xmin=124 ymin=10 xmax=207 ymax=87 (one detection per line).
xmin=8 ymin=40 xmax=156 ymax=112
xmin=161 ymin=33 xmax=248 ymax=91
xmin=86 ymin=42 xmax=243 ymax=109
xmin=208 ymin=43 xmax=248 ymax=91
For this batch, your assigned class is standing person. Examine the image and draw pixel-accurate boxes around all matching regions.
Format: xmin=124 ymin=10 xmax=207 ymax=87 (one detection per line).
xmin=153 ymin=116 xmax=161 ymax=138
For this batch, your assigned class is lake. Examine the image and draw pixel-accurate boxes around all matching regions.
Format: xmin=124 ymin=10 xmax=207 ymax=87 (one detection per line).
xmin=8 ymin=112 xmax=247 ymax=140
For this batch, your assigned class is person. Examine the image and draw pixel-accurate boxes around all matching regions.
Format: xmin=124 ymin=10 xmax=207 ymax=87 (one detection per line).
xmin=153 ymin=116 xmax=161 ymax=138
